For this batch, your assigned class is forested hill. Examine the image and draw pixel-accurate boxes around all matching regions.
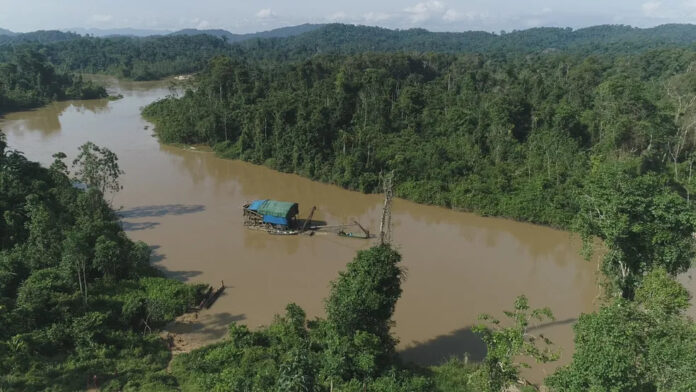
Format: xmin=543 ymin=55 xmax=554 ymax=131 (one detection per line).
xmin=0 ymin=35 xmax=230 ymax=81
xmin=142 ymin=48 xmax=696 ymax=233
xmin=234 ymin=23 xmax=696 ymax=59
xmin=170 ymin=23 xmax=324 ymax=42
xmin=0 ymin=30 xmax=80 ymax=45
xmin=140 ymin=39 xmax=696 ymax=391
xmin=3 ymin=23 xmax=696 ymax=80
xmin=0 ymin=50 xmax=107 ymax=113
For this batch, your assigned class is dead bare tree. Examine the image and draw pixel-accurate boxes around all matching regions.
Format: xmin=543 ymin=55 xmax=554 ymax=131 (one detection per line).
xmin=666 ymin=63 xmax=696 ymax=181
xmin=379 ymin=171 xmax=394 ymax=245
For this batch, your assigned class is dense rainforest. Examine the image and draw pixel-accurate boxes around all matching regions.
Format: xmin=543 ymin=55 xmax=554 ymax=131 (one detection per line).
xmin=0 ymin=49 xmax=106 ymax=113
xmin=2 ymin=22 xmax=696 ymax=391
xmin=0 ymin=136 xmax=694 ymax=391
xmin=140 ymin=29 xmax=696 ymax=390
xmin=142 ymin=50 xmax=696 ymax=228
xmin=0 ymin=135 xmax=205 ymax=390
xmin=4 ymin=23 xmax=696 ymax=81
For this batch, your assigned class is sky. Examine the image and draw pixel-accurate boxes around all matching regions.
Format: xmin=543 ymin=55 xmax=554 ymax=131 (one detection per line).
xmin=0 ymin=0 xmax=695 ymax=33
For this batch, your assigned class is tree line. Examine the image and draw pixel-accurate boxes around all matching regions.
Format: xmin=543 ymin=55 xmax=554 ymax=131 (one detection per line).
xmin=5 ymin=23 xmax=696 ymax=82
xmin=141 ymin=48 xmax=696 ymax=390
xmin=2 ymin=131 xmax=694 ymax=391
xmin=1 ymin=23 xmax=696 ymax=391
xmin=0 ymin=49 xmax=106 ymax=113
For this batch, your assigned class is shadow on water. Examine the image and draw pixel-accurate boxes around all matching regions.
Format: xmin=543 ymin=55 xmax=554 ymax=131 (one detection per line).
xmin=118 ymin=204 xmax=205 ymax=218
xmin=527 ymin=318 xmax=577 ymax=333
xmin=399 ymin=327 xmax=487 ymax=366
xmin=160 ymin=268 xmax=203 ymax=281
xmin=148 ymin=245 xmax=166 ymax=263
xmin=147 ymin=244 xmax=202 ymax=281
xmin=121 ymin=221 xmax=160 ymax=231
xmin=399 ymin=318 xmax=579 ymax=367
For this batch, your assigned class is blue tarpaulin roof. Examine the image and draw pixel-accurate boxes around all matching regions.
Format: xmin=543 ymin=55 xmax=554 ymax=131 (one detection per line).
xmin=263 ymin=215 xmax=289 ymax=226
xmin=247 ymin=199 xmax=266 ymax=211
xmin=247 ymin=199 xmax=298 ymax=218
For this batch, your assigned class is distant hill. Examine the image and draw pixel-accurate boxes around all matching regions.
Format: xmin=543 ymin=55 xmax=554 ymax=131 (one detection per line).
xmin=170 ymin=23 xmax=324 ymax=43
xmin=3 ymin=22 xmax=696 ymax=81
xmin=65 ymin=27 xmax=172 ymax=37
xmin=0 ymin=30 xmax=80 ymax=45
xmin=229 ymin=23 xmax=696 ymax=60
xmin=5 ymin=23 xmax=696 ymax=54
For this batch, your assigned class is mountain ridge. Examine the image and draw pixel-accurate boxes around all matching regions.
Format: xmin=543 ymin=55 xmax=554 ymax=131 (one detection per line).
xmin=169 ymin=23 xmax=324 ymax=42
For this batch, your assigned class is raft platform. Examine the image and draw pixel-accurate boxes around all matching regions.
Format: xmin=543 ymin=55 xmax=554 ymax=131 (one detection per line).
xmin=243 ymin=200 xmax=371 ymax=239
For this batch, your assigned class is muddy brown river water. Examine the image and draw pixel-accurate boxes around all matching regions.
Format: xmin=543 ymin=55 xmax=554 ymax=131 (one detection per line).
xmin=0 ymin=77 xmax=616 ymax=380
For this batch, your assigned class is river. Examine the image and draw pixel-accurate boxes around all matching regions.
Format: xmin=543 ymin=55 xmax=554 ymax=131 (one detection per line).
xmin=1 ymin=77 xmax=605 ymax=380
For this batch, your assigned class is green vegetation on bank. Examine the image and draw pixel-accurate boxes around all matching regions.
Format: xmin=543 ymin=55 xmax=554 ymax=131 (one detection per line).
xmin=548 ymin=268 xmax=696 ymax=392
xmin=0 ymin=35 xmax=230 ymax=81
xmin=1 ymin=106 xmax=695 ymax=391
xmin=142 ymin=49 xmax=696 ymax=229
xmin=164 ymin=241 xmax=696 ymax=392
xmin=169 ymin=245 xmax=559 ymax=392
xmin=0 ymin=49 xmax=106 ymax=113
xmin=0 ymin=133 xmax=204 ymax=391
xmin=141 ymin=37 xmax=696 ymax=391
xmin=2 ymin=22 xmax=696 ymax=392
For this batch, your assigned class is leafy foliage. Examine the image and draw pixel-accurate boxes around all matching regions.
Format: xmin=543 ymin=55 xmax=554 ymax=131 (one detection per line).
xmin=0 ymin=135 xmax=203 ymax=391
xmin=3 ymin=23 xmax=696 ymax=392
xmin=474 ymin=296 xmax=558 ymax=391
xmin=170 ymin=245 xmax=438 ymax=392
xmin=576 ymin=160 xmax=696 ymax=297
xmin=0 ymin=49 xmax=106 ymax=113
xmin=546 ymin=268 xmax=696 ymax=392
xmin=6 ymin=24 xmax=696 ymax=82
xmin=72 ymin=142 xmax=124 ymax=202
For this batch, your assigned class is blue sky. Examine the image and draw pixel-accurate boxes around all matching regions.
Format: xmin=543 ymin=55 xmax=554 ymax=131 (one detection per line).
xmin=0 ymin=0 xmax=695 ymax=33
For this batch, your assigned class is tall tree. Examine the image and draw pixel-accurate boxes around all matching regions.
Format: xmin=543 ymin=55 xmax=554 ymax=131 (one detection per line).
xmin=324 ymin=245 xmax=404 ymax=381
xmin=546 ymin=268 xmax=696 ymax=392
xmin=474 ymin=295 xmax=558 ymax=392
xmin=72 ymin=142 xmax=124 ymax=203
xmin=576 ymin=159 xmax=696 ymax=298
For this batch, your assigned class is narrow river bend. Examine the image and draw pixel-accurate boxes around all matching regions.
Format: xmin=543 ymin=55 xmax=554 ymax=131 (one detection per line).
xmin=1 ymin=78 xmax=604 ymax=380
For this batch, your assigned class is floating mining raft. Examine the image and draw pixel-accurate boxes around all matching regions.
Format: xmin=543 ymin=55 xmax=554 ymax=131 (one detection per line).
xmin=242 ymin=199 xmax=370 ymax=239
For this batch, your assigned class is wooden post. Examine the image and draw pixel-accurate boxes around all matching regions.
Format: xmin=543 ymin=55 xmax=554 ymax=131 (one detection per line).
xmin=300 ymin=206 xmax=317 ymax=233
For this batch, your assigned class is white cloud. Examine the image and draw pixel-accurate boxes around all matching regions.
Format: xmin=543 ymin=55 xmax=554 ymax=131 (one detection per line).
xmin=90 ymin=14 xmax=113 ymax=23
xmin=256 ymin=8 xmax=275 ymax=19
xmin=191 ymin=17 xmax=210 ymax=29
xmin=328 ymin=11 xmax=347 ymax=21
xmin=442 ymin=9 xmax=490 ymax=23
xmin=442 ymin=9 xmax=460 ymax=21
xmin=404 ymin=0 xmax=445 ymax=22
xmin=363 ymin=11 xmax=392 ymax=22
xmin=525 ymin=18 xmax=543 ymax=27
xmin=641 ymin=1 xmax=663 ymax=16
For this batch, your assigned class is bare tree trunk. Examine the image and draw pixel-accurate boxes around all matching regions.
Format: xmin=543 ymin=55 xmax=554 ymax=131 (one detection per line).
xmin=82 ymin=261 xmax=88 ymax=304
xmin=76 ymin=264 xmax=83 ymax=298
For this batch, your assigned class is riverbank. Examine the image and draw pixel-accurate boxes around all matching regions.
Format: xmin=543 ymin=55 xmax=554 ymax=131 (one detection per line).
xmin=1 ymin=78 xmax=601 ymax=383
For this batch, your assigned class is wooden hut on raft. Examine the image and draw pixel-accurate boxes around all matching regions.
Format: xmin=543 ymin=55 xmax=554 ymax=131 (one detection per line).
xmin=243 ymin=199 xmax=300 ymax=232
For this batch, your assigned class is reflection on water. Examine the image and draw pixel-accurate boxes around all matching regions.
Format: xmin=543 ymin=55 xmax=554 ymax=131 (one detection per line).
xmin=0 ymin=78 xmax=606 ymax=382
xmin=1 ymin=98 xmax=110 ymax=138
